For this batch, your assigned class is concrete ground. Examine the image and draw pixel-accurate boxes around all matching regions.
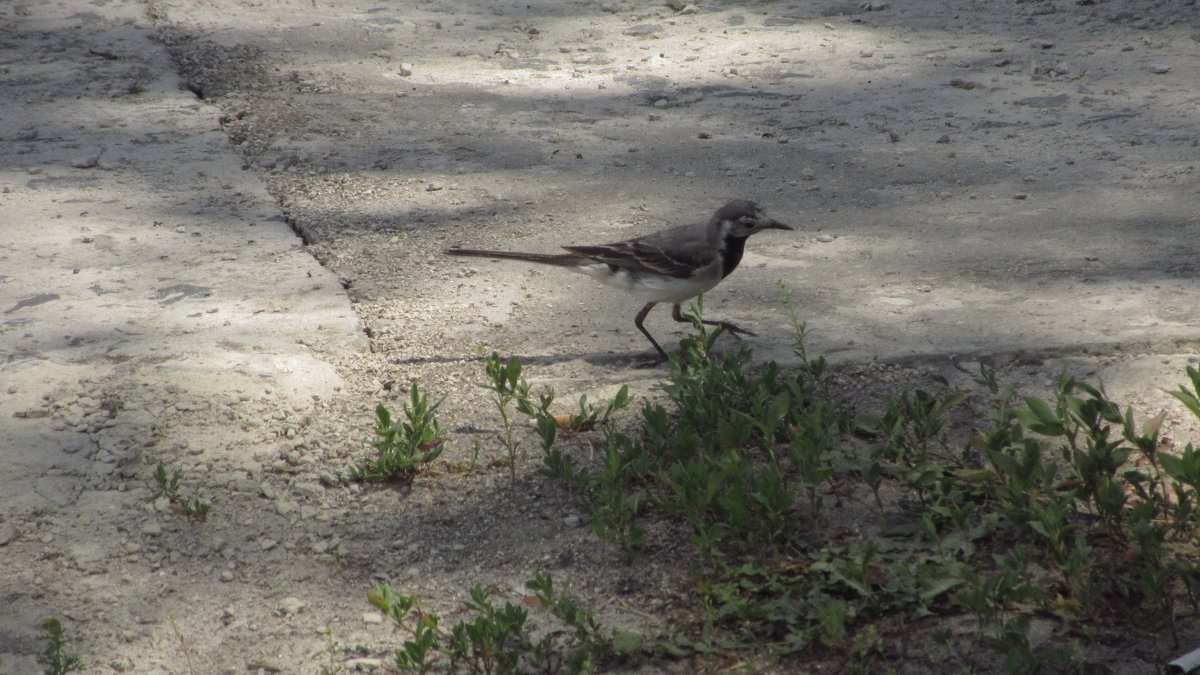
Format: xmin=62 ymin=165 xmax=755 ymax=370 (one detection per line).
xmin=1 ymin=0 xmax=1198 ymax=672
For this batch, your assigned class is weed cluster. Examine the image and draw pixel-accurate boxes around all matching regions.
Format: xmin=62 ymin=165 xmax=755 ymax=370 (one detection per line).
xmin=370 ymin=572 xmax=637 ymax=673
xmin=946 ymin=368 xmax=1200 ymax=666
xmin=349 ymin=384 xmax=447 ymax=483
xmin=149 ymin=463 xmax=211 ymax=522
xmin=482 ymin=351 xmax=631 ymax=480
xmin=368 ymin=305 xmax=1200 ymax=672
xmin=39 ymin=618 xmax=82 ymax=675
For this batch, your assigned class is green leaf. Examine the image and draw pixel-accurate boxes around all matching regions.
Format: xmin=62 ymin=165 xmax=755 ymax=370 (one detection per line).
xmin=1020 ymin=396 xmax=1064 ymax=435
xmin=611 ymin=628 xmax=643 ymax=653
xmin=1027 ymin=521 xmax=1051 ymax=539
xmin=375 ymin=403 xmax=393 ymax=431
xmin=920 ymin=576 xmax=965 ymax=602
xmin=1169 ymin=385 xmax=1200 ymax=422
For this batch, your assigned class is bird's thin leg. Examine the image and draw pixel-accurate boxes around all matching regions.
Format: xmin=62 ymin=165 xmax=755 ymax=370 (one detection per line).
xmin=671 ymin=303 xmax=757 ymax=339
xmin=634 ymin=302 xmax=669 ymax=362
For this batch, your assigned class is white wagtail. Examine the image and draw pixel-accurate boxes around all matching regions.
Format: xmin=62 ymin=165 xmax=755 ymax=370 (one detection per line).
xmin=445 ymin=200 xmax=792 ymax=361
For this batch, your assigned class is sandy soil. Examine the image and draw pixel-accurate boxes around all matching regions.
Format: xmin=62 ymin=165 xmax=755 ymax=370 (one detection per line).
xmin=2 ymin=0 xmax=1199 ymax=672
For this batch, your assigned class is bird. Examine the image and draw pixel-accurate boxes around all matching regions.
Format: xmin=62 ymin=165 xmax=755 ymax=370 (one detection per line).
xmin=445 ymin=200 xmax=792 ymax=362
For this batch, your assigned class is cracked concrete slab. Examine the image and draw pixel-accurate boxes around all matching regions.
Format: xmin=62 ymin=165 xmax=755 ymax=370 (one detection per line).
xmin=0 ymin=1 xmax=365 ymax=422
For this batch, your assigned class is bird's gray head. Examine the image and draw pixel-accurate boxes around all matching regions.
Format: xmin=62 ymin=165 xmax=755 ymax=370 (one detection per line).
xmin=710 ymin=200 xmax=793 ymax=240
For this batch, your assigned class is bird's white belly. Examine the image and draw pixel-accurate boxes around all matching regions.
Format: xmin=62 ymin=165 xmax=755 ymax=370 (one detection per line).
xmin=571 ymin=263 xmax=722 ymax=304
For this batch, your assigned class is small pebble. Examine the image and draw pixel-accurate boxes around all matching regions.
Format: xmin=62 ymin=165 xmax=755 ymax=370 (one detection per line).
xmin=70 ymin=153 xmax=101 ymax=169
xmin=622 ymin=23 xmax=663 ymax=37
xmin=0 ymin=522 xmax=18 ymax=546
xmin=278 ymin=596 xmax=306 ymax=615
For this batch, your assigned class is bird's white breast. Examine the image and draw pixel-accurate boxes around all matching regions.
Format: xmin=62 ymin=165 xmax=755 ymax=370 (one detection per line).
xmin=570 ymin=262 xmax=723 ymax=304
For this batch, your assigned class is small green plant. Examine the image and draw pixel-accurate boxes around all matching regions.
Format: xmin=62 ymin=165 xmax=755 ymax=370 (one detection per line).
xmin=860 ymin=384 xmax=967 ymax=509
xmin=780 ymin=281 xmax=832 ymax=399
xmin=369 ymin=572 xmax=630 ymax=674
xmin=149 ymin=464 xmax=211 ymax=522
xmin=952 ymin=553 xmax=1038 ymax=633
xmin=649 ymin=303 xmax=847 ymax=560
xmin=448 ymin=585 xmax=529 ymax=673
xmin=582 ymin=438 xmax=647 ymax=561
xmin=987 ymin=614 xmax=1078 ymax=675
xmin=349 ymin=384 xmax=446 ymax=482
xmin=39 ymin=618 xmax=82 ymax=675
xmin=318 ymin=627 xmax=345 ymax=675
xmin=483 ymin=352 xmax=536 ymax=481
xmin=847 ymin=624 xmax=889 ymax=675
xmin=1163 ymin=366 xmax=1200 ymax=533
xmin=170 ymin=618 xmax=197 ymax=675
xmin=482 ymin=350 xmax=633 ymax=489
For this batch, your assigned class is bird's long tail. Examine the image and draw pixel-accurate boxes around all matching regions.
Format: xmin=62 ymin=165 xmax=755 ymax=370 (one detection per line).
xmin=444 ymin=248 xmax=592 ymax=267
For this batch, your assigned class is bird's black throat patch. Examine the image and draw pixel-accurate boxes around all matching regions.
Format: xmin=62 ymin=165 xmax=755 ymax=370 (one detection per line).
xmin=721 ymin=236 xmax=748 ymax=278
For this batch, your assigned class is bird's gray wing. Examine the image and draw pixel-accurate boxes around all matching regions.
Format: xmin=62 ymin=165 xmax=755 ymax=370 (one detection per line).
xmin=564 ymin=224 xmax=714 ymax=280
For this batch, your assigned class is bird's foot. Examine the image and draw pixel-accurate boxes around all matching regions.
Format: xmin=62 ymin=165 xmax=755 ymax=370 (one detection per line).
xmin=707 ymin=320 xmax=757 ymax=339
xmin=634 ymin=354 xmax=668 ymax=369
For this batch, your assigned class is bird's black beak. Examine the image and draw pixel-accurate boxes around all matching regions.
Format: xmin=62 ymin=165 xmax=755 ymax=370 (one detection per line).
xmin=759 ymin=216 xmax=792 ymax=231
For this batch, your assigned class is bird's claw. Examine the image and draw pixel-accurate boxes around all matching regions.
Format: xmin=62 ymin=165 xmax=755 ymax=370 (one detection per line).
xmin=712 ymin=322 xmax=756 ymax=339
xmin=634 ymin=354 xmax=668 ymax=369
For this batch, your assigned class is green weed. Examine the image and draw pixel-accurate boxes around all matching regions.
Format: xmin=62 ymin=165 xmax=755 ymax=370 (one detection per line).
xmin=39 ymin=618 xmax=82 ymax=675
xmin=391 ymin=302 xmax=1200 ymax=672
xmin=483 ymin=352 xmax=535 ymax=481
xmin=369 ymin=572 xmax=633 ymax=674
xmin=349 ymin=384 xmax=446 ymax=482
xmin=149 ymin=464 xmax=210 ymax=522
